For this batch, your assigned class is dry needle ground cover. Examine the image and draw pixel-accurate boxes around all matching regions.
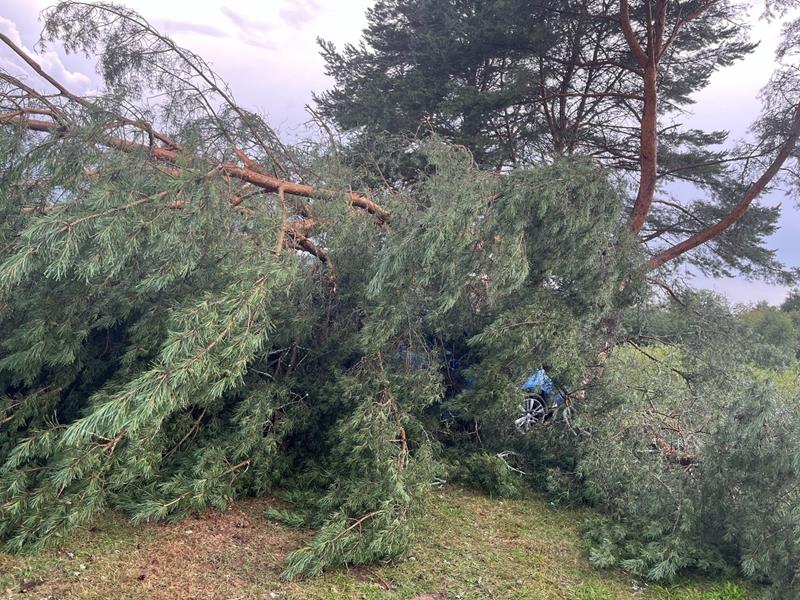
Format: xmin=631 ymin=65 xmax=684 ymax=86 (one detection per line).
xmin=0 ymin=487 xmax=756 ymax=600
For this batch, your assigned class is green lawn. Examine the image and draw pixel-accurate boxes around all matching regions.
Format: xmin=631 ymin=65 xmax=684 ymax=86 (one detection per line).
xmin=0 ymin=487 xmax=756 ymax=599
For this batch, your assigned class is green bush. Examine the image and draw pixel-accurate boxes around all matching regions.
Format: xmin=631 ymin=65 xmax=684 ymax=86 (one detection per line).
xmin=571 ymin=297 xmax=800 ymax=598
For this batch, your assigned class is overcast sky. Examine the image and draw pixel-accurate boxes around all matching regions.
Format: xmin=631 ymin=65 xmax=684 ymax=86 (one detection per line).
xmin=2 ymin=0 xmax=798 ymax=305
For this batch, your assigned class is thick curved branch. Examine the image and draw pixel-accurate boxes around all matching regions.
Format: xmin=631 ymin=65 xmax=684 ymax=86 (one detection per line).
xmin=0 ymin=112 xmax=389 ymax=223
xmin=221 ymin=165 xmax=389 ymax=222
xmin=649 ymin=104 xmax=800 ymax=270
xmin=619 ymin=0 xmax=661 ymax=233
xmin=629 ymin=61 xmax=658 ymax=233
xmin=619 ymin=0 xmax=648 ymax=67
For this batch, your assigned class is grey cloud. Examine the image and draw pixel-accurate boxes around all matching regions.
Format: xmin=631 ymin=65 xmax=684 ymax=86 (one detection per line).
xmin=279 ymin=0 xmax=322 ymax=28
xmin=220 ymin=6 xmax=276 ymax=50
xmin=153 ymin=18 xmax=230 ymax=38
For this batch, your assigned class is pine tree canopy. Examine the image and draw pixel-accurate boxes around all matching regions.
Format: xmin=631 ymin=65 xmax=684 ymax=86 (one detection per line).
xmin=319 ymin=0 xmax=800 ymax=283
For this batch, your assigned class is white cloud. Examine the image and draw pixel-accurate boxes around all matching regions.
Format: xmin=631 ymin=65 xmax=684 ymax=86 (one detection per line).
xmin=0 ymin=15 xmax=93 ymax=94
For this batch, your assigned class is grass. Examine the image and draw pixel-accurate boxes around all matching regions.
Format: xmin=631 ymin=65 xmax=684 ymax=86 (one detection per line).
xmin=0 ymin=487 xmax=757 ymax=599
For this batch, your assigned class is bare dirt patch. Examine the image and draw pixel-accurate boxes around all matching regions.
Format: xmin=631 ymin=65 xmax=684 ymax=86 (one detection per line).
xmin=3 ymin=499 xmax=309 ymax=600
xmin=119 ymin=500 xmax=304 ymax=599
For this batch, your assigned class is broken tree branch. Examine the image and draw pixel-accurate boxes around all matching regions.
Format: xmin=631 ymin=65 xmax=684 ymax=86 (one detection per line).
xmin=0 ymin=112 xmax=390 ymax=223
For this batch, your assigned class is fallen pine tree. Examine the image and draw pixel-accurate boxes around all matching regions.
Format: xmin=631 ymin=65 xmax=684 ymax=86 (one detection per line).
xmin=0 ymin=1 xmax=636 ymax=578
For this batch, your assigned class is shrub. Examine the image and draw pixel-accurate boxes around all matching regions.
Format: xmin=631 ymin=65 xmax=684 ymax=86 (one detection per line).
xmin=573 ymin=297 xmax=800 ymax=598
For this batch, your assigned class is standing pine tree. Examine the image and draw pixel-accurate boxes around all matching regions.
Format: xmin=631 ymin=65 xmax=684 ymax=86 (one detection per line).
xmin=318 ymin=0 xmax=800 ymax=284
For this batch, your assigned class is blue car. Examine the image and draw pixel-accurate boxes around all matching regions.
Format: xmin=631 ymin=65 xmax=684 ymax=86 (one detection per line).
xmin=395 ymin=346 xmax=566 ymax=432
xmin=515 ymin=368 xmax=566 ymax=432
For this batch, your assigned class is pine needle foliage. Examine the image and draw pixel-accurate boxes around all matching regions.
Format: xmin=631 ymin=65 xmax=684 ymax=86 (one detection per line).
xmin=5 ymin=4 xmax=796 ymax=593
xmin=0 ymin=129 xmax=634 ymax=574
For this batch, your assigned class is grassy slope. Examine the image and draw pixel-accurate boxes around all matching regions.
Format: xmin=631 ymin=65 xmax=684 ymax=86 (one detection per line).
xmin=0 ymin=487 xmax=756 ymax=600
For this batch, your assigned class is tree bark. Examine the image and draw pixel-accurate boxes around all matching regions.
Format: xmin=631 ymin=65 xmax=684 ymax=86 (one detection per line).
xmin=629 ymin=63 xmax=659 ymax=232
